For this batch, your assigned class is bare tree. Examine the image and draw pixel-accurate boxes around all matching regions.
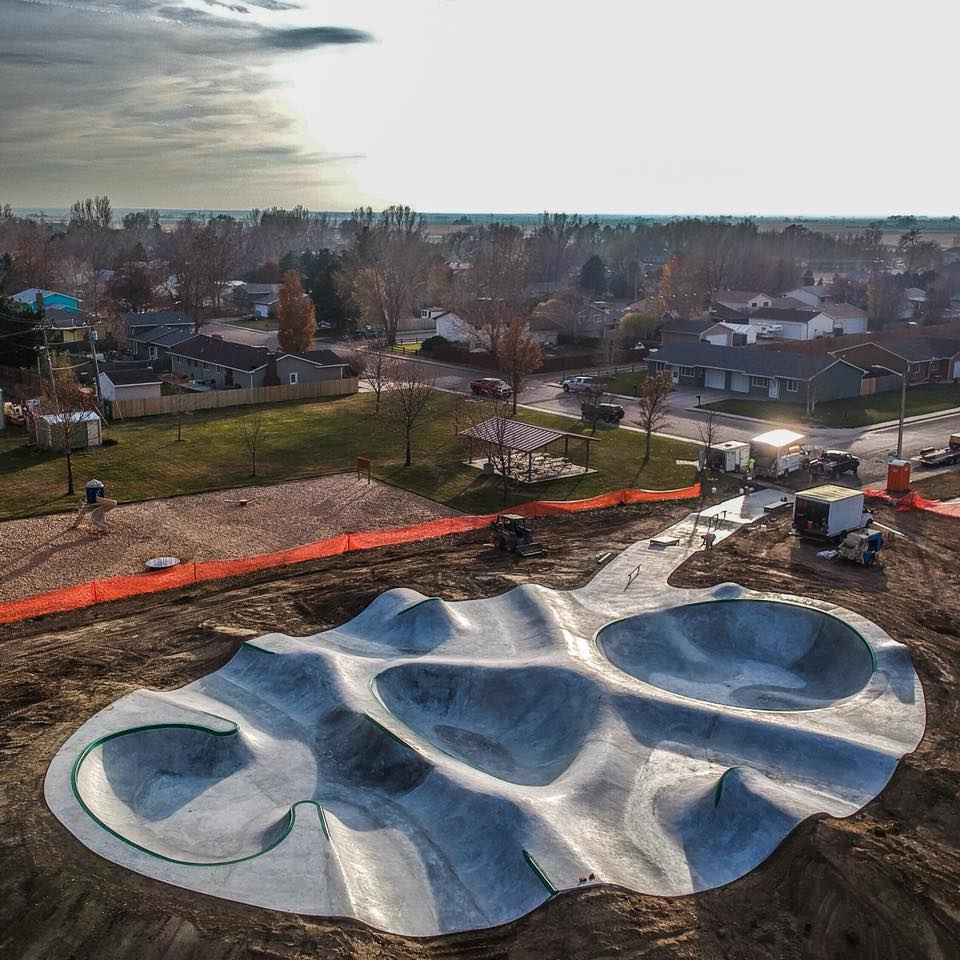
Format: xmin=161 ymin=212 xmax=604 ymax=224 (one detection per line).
xmin=237 ymin=411 xmax=266 ymax=477
xmin=461 ymin=395 xmax=517 ymax=503
xmin=450 ymin=224 xmax=529 ymax=359
xmin=697 ymin=410 xmax=720 ymax=474
xmin=351 ymin=342 xmax=390 ymax=415
xmin=340 ymin=206 xmax=435 ymax=345
xmin=498 ymin=318 xmax=542 ymax=414
xmin=40 ymin=355 xmax=97 ymax=496
xmin=636 ymin=370 xmax=672 ymax=464
xmin=384 ymin=359 xmax=436 ymax=466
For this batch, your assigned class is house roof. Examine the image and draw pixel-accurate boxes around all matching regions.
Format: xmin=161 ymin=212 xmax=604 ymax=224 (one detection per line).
xmin=788 ymin=285 xmax=831 ymax=300
xmin=713 ymin=290 xmax=770 ymax=303
xmin=167 ymin=335 xmax=270 ymax=372
xmin=661 ymin=316 xmax=715 ymax=336
xmin=459 ymin=417 xmax=597 ymax=452
xmin=281 ymin=349 xmax=347 ymax=368
xmin=12 ymin=287 xmax=78 ymax=305
xmin=102 ymin=366 xmax=162 ymax=386
xmin=651 ymin=341 xmax=856 ymax=380
xmin=750 ymin=305 xmax=821 ymax=324
xmin=708 ymin=303 xmax=750 ymax=322
xmin=875 ymin=336 xmax=960 ymax=362
xmin=124 ymin=310 xmax=192 ymax=329
xmin=705 ymin=322 xmax=760 ymax=335
xmin=128 ymin=324 xmax=195 ymax=347
xmin=818 ymin=302 xmax=866 ymax=320
xmin=238 ymin=283 xmax=280 ymax=297
xmin=768 ymin=296 xmax=814 ymax=310
xmin=44 ymin=306 xmax=93 ymax=329
xmin=527 ymin=315 xmax=561 ymax=331
xmin=251 ymin=294 xmax=281 ymax=306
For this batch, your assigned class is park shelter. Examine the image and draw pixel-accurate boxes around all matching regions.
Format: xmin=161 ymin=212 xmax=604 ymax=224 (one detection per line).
xmin=459 ymin=417 xmax=598 ymax=483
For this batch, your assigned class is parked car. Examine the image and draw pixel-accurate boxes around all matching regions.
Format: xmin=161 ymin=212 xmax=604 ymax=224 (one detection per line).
xmin=582 ymin=402 xmax=625 ymax=423
xmin=561 ymin=375 xmax=605 ymax=394
xmin=808 ymin=449 xmax=860 ymax=478
xmin=470 ymin=377 xmax=512 ymax=398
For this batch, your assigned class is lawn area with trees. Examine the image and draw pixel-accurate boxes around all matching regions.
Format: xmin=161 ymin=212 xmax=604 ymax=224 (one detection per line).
xmin=0 ymin=394 xmax=698 ymax=521
xmin=704 ymin=382 xmax=960 ymax=427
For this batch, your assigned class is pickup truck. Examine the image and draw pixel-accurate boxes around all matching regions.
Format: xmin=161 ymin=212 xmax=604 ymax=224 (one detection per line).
xmin=808 ymin=449 xmax=860 ymax=478
xmin=561 ymin=376 xmax=606 ymax=394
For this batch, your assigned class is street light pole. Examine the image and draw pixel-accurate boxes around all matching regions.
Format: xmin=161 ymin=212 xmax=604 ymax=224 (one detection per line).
xmin=896 ymin=366 xmax=907 ymax=459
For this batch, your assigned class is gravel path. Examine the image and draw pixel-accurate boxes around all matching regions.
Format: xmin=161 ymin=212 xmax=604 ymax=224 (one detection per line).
xmin=0 ymin=475 xmax=459 ymax=602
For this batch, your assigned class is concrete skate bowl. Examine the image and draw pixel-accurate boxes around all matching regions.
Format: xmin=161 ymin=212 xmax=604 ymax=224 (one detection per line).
xmin=374 ymin=662 xmax=599 ymax=785
xmin=598 ymin=600 xmax=876 ymax=711
xmin=70 ymin=722 xmax=304 ymax=865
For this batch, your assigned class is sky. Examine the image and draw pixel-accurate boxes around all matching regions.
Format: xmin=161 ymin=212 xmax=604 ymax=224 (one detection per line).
xmin=2 ymin=0 xmax=958 ymax=216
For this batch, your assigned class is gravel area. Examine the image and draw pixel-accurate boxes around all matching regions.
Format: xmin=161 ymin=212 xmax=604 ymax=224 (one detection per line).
xmin=0 ymin=475 xmax=459 ymax=602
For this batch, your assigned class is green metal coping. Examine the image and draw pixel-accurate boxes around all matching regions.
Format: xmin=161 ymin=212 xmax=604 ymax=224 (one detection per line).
xmin=70 ymin=721 xmax=329 ymax=866
xmin=714 ymin=766 xmax=739 ymax=807
xmin=243 ymin=640 xmax=277 ymax=655
xmin=522 ymin=849 xmax=558 ymax=896
xmin=397 ymin=596 xmax=442 ymax=616
xmin=362 ymin=712 xmax=419 ymax=751
xmin=595 ymin=596 xmax=878 ymax=685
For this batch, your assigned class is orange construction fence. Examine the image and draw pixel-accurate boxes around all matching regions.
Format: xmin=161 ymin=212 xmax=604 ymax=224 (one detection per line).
xmin=0 ymin=483 xmax=700 ymax=626
xmin=864 ymin=487 xmax=960 ymax=519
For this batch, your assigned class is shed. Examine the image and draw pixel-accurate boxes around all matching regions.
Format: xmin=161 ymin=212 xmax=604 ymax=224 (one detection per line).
xmin=98 ymin=367 xmax=162 ymax=402
xmin=36 ymin=410 xmax=102 ymax=450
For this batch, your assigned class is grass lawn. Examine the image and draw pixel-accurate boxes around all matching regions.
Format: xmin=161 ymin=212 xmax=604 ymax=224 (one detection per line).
xmin=0 ymin=394 xmax=698 ymax=521
xmin=605 ymin=371 xmax=648 ymax=397
xmin=705 ymin=382 xmax=960 ymax=428
xmin=386 ymin=342 xmax=423 ymax=355
xmin=227 ymin=316 xmax=278 ymax=331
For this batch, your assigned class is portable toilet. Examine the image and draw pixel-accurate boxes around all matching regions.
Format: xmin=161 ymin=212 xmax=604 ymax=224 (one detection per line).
xmin=793 ymin=484 xmax=869 ymax=540
xmin=887 ymin=459 xmax=911 ymax=493
xmin=85 ymin=479 xmax=105 ymax=504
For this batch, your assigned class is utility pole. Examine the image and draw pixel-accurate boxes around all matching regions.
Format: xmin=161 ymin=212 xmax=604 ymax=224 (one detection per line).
xmin=896 ymin=366 xmax=907 ymax=459
xmin=88 ymin=328 xmax=103 ymax=415
xmin=41 ymin=323 xmax=76 ymax=496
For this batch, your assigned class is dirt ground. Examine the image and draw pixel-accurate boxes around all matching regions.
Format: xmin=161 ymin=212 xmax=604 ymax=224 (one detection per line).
xmin=0 ymin=483 xmax=958 ymax=960
xmin=0 ymin=475 xmax=458 ymax=602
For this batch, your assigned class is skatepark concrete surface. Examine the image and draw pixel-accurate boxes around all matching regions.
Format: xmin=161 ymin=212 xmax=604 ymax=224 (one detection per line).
xmin=45 ymin=490 xmax=926 ymax=936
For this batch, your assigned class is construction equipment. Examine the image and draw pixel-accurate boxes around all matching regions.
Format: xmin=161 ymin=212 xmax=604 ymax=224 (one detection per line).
xmin=919 ymin=434 xmax=960 ymax=467
xmin=837 ymin=529 xmax=884 ymax=567
xmin=490 ymin=514 xmax=548 ymax=556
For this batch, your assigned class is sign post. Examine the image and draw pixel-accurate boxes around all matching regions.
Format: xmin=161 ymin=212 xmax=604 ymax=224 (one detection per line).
xmin=357 ymin=456 xmax=371 ymax=484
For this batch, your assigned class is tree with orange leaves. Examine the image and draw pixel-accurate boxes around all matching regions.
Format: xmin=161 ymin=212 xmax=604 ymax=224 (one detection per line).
xmin=277 ymin=269 xmax=316 ymax=353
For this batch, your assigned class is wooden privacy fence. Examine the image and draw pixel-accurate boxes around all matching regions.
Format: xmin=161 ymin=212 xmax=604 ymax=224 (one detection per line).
xmin=112 ymin=377 xmax=359 ymax=419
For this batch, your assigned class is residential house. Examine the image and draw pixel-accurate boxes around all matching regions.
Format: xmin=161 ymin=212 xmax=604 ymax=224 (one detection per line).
xmin=707 ymin=302 xmax=750 ymax=324
xmin=232 ymin=283 xmax=280 ymax=316
xmin=44 ymin=306 xmax=95 ymax=344
xmin=831 ymin=336 xmax=960 ymax=385
xmin=647 ymin=341 xmax=864 ymax=409
xmin=749 ymin=304 xmax=831 ymax=340
xmin=124 ymin=310 xmax=194 ymax=338
xmin=659 ymin=315 xmax=715 ymax=344
xmin=817 ymin=302 xmax=868 ymax=336
xmin=127 ymin=325 xmax=195 ymax=370
xmin=784 ymin=285 xmax=834 ymax=309
xmin=251 ymin=293 xmax=280 ymax=318
xmin=275 ymin=350 xmax=352 ymax=385
xmin=712 ymin=290 xmax=773 ymax=314
xmin=700 ymin=322 xmax=761 ymax=346
xmin=98 ymin=367 xmax=162 ymax=405
xmin=11 ymin=288 xmax=81 ymax=313
xmin=526 ymin=315 xmax=561 ymax=347
xmin=168 ymin=335 xmax=274 ymax=389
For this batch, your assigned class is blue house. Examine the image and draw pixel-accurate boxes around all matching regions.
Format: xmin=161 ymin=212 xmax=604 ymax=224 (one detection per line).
xmin=11 ymin=288 xmax=82 ymax=313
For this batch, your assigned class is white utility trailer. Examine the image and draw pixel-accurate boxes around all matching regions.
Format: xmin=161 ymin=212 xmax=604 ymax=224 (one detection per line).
xmin=792 ymin=484 xmax=871 ymax=540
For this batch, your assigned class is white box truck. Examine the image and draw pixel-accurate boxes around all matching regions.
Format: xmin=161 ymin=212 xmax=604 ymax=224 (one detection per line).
xmin=749 ymin=429 xmax=808 ymax=479
xmin=792 ymin=484 xmax=871 ymax=540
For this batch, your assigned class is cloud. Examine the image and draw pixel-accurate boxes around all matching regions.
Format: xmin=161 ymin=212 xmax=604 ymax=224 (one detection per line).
xmin=0 ymin=0 xmax=372 ymax=207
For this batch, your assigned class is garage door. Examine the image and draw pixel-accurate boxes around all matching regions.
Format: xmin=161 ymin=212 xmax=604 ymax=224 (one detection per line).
xmin=954 ymin=360 xmax=960 ymax=380
xmin=730 ymin=373 xmax=749 ymax=393
xmin=704 ymin=368 xmax=726 ymax=390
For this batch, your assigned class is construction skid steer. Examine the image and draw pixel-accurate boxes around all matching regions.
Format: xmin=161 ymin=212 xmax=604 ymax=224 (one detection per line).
xmin=490 ymin=514 xmax=548 ymax=557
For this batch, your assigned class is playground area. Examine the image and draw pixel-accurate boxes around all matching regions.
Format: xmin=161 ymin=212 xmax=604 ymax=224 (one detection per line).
xmin=0 ymin=475 xmax=458 ymax=602
xmin=0 ymin=478 xmax=957 ymax=959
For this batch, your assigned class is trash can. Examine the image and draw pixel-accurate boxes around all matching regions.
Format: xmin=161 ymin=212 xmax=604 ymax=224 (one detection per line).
xmin=887 ymin=460 xmax=910 ymax=493
xmin=85 ymin=479 xmax=105 ymax=504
